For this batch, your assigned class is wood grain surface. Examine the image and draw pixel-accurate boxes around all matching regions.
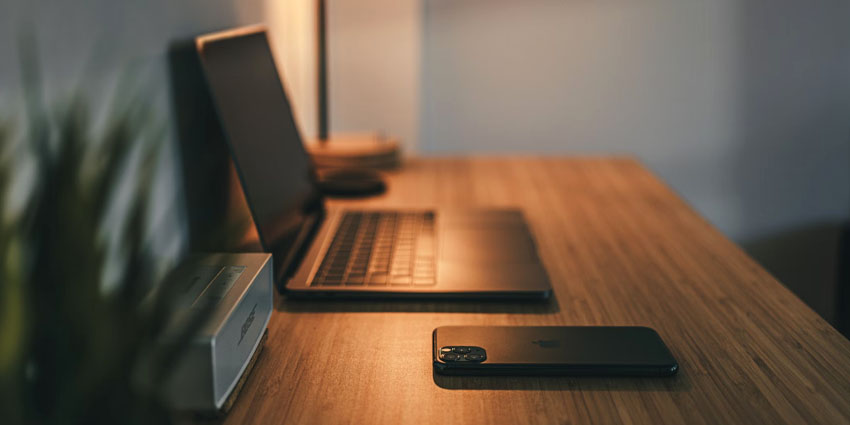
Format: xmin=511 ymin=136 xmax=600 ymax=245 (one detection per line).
xmin=218 ymin=157 xmax=850 ymax=425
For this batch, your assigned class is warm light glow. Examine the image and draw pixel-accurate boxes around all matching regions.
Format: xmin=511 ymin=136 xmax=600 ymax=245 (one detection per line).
xmin=263 ymin=0 xmax=318 ymax=141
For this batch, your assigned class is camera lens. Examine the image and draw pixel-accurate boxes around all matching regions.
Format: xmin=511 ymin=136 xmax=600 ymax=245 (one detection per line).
xmin=453 ymin=347 xmax=472 ymax=354
xmin=465 ymin=353 xmax=485 ymax=362
xmin=441 ymin=352 xmax=460 ymax=361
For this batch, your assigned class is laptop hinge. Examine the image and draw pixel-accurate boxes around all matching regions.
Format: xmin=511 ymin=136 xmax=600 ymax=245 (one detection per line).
xmin=273 ymin=208 xmax=325 ymax=284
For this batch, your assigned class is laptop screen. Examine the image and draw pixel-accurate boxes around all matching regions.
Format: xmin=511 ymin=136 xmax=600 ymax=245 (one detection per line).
xmin=196 ymin=27 xmax=322 ymax=274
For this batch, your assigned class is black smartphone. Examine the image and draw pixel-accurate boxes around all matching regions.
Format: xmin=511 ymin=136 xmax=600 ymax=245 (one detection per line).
xmin=433 ymin=326 xmax=678 ymax=376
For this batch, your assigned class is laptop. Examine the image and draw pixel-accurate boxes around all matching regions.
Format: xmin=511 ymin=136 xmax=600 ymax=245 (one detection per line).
xmin=195 ymin=26 xmax=552 ymax=300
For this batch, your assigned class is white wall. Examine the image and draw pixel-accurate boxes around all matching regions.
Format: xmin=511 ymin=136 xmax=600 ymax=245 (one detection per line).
xmin=325 ymin=0 xmax=422 ymax=148
xmin=0 ymin=0 xmax=264 ymax=106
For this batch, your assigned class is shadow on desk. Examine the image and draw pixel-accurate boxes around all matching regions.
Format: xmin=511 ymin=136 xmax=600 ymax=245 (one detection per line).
xmin=275 ymin=294 xmax=561 ymax=314
xmin=432 ymin=370 xmax=691 ymax=392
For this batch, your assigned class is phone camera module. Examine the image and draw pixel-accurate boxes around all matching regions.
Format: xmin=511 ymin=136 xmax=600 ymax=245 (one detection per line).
xmin=440 ymin=346 xmax=487 ymax=362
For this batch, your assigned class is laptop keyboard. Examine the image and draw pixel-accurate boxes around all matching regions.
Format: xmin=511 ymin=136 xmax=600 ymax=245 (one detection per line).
xmin=312 ymin=211 xmax=437 ymax=286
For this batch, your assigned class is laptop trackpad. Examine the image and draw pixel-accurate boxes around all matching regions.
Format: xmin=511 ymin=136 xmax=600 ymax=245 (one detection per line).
xmin=437 ymin=228 xmax=550 ymax=290
xmin=439 ymin=229 xmax=539 ymax=262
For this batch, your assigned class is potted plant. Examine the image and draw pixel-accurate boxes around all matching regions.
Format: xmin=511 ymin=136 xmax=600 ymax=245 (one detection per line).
xmin=0 ymin=44 xmax=211 ymax=424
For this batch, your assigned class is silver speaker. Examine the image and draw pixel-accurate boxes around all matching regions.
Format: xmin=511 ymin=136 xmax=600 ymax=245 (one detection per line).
xmin=157 ymin=253 xmax=274 ymax=412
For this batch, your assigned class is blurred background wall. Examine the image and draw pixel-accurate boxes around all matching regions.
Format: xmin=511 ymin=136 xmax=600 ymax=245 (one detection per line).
xmin=1 ymin=0 xmax=848 ymax=323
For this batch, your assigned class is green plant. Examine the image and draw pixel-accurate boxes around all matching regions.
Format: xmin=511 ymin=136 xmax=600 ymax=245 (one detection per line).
xmin=0 ymin=44 xmax=203 ymax=424
xmin=0 ymin=119 xmax=27 ymax=423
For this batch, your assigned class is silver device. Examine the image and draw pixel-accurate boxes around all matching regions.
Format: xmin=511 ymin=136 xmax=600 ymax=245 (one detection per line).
xmin=159 ymin=253 xmax=273 ymax=412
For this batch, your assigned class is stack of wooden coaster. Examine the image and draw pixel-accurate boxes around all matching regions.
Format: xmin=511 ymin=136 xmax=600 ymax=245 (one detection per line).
xmin=304 ymin=134 xmax=401 ymax=170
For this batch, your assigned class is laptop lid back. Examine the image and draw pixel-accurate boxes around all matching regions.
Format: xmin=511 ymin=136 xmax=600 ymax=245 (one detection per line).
xmin=196 ymin=26 xmax=323 ymax=279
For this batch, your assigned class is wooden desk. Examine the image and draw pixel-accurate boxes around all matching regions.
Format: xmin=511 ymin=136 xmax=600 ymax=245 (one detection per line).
xmin=223 ymin=157 xmax=850 ymax=424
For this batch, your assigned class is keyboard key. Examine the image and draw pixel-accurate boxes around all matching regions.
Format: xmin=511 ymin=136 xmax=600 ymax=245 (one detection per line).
xmin=345 ymin=277 xmax=365 ymax=285
xmin=390 ymin=276 xmax=411 ymax=285
xmin=413 ymin=278 xmax=435 ymax=286
xmin=312 ymin=211 xmax=437 ymax=287
xmin=367 ymin=276 xmax=388 ymax=285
